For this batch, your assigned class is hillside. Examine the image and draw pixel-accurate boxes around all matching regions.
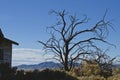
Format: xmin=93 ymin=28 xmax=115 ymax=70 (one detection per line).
xmin=17 ymin=61 xmax=61 ymax=70
xmin=17 ymin=61 xmax=120 ymax=70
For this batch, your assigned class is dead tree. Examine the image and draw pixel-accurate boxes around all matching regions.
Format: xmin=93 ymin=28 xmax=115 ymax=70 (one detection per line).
xmin=38 ymin=10 xmax=113 ymax=71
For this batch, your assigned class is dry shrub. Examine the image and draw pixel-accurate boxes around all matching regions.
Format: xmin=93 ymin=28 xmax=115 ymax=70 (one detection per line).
xmin=77 ymin=75 xmax=105 ymax=80
xmin=108 ymin=74 xmax=120 ymax=80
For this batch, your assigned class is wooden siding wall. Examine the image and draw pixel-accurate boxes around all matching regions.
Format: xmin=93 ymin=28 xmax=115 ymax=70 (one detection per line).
xmin=0 ymin=40 xmax=12 ymax=66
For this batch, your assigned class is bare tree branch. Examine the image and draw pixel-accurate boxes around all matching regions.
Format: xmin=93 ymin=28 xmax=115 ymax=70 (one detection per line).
xmin=38 ymin=10 xmax=114 ymax=71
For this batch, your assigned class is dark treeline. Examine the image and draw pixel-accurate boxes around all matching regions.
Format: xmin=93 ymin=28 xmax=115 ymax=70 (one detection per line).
xmin=0 ymin=63 xmax=78 ymax=80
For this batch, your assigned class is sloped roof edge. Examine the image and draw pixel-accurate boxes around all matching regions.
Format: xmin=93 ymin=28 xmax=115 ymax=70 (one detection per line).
xmin=0 ymin=28 xmax=19 ymax=45
xmin=4 ymin=38 xmax=19 ymax=45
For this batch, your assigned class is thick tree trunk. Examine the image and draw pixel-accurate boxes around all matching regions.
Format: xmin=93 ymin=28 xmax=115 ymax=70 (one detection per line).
xmin=64 ymin=59 xmax=69 ymax=71
xmin=64 ymin=42 xmax=69 ymax=71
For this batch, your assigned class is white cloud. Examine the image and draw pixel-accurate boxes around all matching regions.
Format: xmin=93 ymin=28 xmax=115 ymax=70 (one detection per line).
xmin=12 ymin=48 xmax=54 ymax=66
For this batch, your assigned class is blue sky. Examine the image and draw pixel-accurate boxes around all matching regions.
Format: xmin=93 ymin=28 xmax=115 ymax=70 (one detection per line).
xmin=0 ymin=0 xmax=120 ymax=66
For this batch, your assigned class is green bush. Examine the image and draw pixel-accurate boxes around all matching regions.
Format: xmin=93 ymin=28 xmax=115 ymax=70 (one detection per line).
xmin=23 ymin=69 xmax=78 ymax=80
xmin=15 ymin=70 xmax=25 ymax=80
xmin=0 ymin=63 xmax=17 ymax=80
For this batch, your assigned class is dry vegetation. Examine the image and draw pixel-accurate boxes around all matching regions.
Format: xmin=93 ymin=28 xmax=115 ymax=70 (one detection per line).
xmin=0 ymin=63 xmax=120 ymax=80
xmin=68 ymin=60 xmax=120 ymax=80
xmin=71 ymin=68 xmax=120 ymax=80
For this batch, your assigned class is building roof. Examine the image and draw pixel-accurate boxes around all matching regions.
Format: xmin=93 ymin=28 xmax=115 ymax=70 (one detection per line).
xmin=4 ymin=38 xmax=19 ymax=45
xmin=0 ymin=29 xmax=4 ymax=38
xmin=0 ymin=29 xmax=19 ymax=45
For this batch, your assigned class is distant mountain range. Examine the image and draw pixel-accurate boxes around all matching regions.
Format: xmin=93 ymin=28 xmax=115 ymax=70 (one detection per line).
xmin=17 ymin=61 xmax=62 ymax=70
xmin=112 ymin=64 xmax=120 ymax=68
xmin=17 ymin=61 xmax=120 ymax=70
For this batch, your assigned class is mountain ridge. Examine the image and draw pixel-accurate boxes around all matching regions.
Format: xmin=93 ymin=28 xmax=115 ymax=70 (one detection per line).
xmin=17 ymin=61 xmax=61 ymax=70
xmin=17 ymin=61 xmax=120 ymax=70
